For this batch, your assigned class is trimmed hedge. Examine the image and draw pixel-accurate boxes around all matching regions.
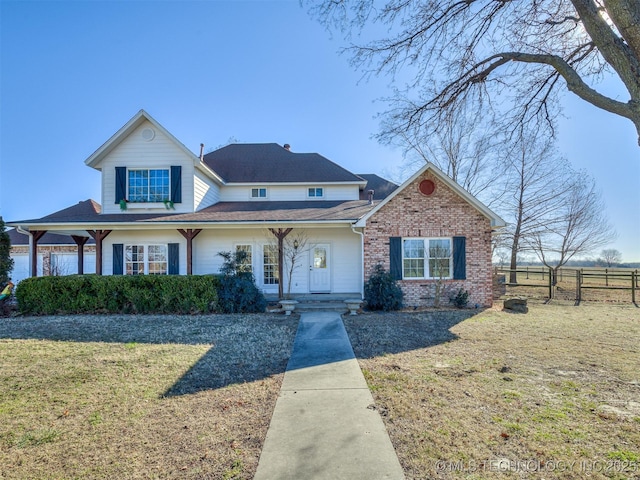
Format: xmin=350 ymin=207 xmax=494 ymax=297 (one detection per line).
xmin=15 ymin=275 xmax=220 ymax=315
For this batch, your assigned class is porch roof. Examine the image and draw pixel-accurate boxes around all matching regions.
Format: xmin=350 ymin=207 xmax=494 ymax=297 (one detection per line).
xmin=8 ymin=199 xmax=377 ymax=230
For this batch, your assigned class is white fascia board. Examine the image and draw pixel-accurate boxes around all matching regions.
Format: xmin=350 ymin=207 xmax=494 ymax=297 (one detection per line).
xmin=84 ymin=109 xmax=200 ymax=169
xmin=354 ymin=162 xmax=506 ymax=228
xmin=195 ymin=161 xmax=225 ymax=186
xmin=10 ymin=220 xmax=357 ymax=231
xmin=227 ymin=181 xmax=368 ymax=187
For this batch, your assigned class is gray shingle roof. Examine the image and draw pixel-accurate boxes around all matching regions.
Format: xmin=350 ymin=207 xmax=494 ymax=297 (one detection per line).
xmin=9 ymin=199 xmax=377 ymax=225
xmin=150 ymin=200 xmax=377 ymax=223
xmin=357 ymin=174 xmax=399 ymax=200
xmin=8 ymin=229 xmax=95 ymax=245
xmin=203 ymin=143 xmax=365 ymax=183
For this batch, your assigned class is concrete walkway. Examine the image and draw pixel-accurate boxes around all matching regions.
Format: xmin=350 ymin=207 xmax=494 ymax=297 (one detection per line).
xmin=254 ymin=311 xmax=405 ymax=480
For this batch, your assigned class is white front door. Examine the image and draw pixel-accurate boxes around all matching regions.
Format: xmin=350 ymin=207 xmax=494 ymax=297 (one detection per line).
xmin=309 ymin=244 xmax=331 ymax=292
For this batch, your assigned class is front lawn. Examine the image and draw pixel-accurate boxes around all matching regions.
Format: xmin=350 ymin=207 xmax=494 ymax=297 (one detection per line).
xmin=344 ymin=304 xmax=640 ymax=479
xmin=0 ymin=314 xmax=298 ymax=479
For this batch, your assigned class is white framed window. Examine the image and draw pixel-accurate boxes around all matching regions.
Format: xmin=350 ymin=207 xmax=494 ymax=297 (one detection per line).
xmin=128 ymin=169 xmax=170 ymax=202
xmin=402 ymin=238 xmax=452 ymax=279
xmin=262 ymin=245 xmax=279 ymax=285
xmin=235 ymin=244 xmax=253 ymax=273
xmin=125 ymin=245 xmax=168 ymax=275
xmin=308 ymin=187 xmax=324 ymax=198
xmin=251 ymin=187 xmax=267 ymax=198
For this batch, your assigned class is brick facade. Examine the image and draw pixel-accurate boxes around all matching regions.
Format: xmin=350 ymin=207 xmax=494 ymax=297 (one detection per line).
xmin=363 ymin=170 xmax=494 ymax=307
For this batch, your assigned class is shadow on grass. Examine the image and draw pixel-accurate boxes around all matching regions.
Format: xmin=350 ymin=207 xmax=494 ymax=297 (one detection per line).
xmin=0 ymin=309 xmax=479 ymax=397
xmin=343 ymin=309 xmax=479 ymax=359
xmin=0 ymin=314 xmax=299 ymax=397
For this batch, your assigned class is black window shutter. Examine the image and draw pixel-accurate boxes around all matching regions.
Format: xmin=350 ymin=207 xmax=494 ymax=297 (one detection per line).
xmin=170 ymin=166 xmax=182 ymax=203
xmin=453 ymin=236 xmax=466 ymax=280
xmin=168 ymin=243 xmax=179 ymax=275
xmin=115 ymin=167 xmax=126 ymax=204
xmin=389 ymin=237 xmax=402 ymax=280
xmin=113 ymin=244 xmax=124 ymax=275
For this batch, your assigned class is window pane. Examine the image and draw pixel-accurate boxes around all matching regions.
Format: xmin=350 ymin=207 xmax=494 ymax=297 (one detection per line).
xmin=429 ymin=239 xmax=451 ymax=258
xmin=148 ymin=245 xmax=167 ymax=275
xmin=148 ymin=169 xmax=169 ymax=202
xmin=125 ymin=245 xmax=144 ymax=275
xmin=428 ymin=239 xmax=451 ymax=278
xmin=236 ymin=244 xmax=253 ymax=273
xmin=403 ymin=258 xmax=424 ymax=278
xmin=429 ymin=258 xmax=451 ymax=278
xmin=404 ymin=239 xmax=424 ymax=259
xmin=263 ymin=245 xmax=279 ymax=284
xmin=313 ymin=247 xmax=326 ymax=269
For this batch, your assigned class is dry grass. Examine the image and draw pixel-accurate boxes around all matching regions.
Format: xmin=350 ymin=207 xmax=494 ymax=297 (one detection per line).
xmin=344 ymin=304 xmax=640 ymax=480
xmin=0 ymin=314 xmax=298 ymax=479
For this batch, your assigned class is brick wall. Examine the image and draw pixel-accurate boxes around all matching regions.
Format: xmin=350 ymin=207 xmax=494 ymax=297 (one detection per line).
xmin=363 ymin=169 xmax=494 ymax=307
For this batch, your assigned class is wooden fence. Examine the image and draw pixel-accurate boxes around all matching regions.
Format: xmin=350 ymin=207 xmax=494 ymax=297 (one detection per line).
xmin=494 ymin=267 xmax=639 ymax=305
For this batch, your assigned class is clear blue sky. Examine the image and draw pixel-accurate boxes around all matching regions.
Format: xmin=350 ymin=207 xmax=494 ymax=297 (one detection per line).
xmin=1 ymin=1 xmax=639 ymax=261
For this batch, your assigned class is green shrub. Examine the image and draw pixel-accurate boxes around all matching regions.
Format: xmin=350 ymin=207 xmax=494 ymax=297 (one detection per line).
xmin=15 ymin=275 xmax=219 ymax=315
xmin=216 ymin=251 xmax=267 ymax=313
xmin=449 ymin=288 xmax=470 ymax=308
xmin=364 ymin=264 xmax=403 ymax=311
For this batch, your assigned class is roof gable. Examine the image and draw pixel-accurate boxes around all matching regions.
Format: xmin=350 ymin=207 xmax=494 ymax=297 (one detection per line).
xmin=203 ymin=143 xmax=366 ymax=184
xmin=355 ymin=163 xmax=506 ymax=228
xmin=84 ymin=110 xmax=200 ymax=170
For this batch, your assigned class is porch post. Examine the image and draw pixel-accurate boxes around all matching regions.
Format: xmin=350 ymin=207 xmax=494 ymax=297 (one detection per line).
xmin=30 ymin=230 xmax=47 ymax=277
xmin=71 ymin=235 xmax=89 ymax=275
xmin=269 ymin=227 xmax=292 ymax=299
xmin=87 ymin=230 xmax=112 ymax=275
xmin=177 ymin=228 xmax=202 ymax=275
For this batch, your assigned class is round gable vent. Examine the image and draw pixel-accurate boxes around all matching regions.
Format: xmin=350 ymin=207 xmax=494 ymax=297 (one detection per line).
xmin=419 ymin=179 xmax=436 ymax=196
xmin=141 ymin=128 xmax=155 ymax=141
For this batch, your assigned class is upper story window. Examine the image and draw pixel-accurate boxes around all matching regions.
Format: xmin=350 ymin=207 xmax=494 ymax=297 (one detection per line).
xmin=308 ymin=187 xmax=324 ymax=198
xmin=129 ymin=169 xmax=170 ymax=202
xmin=403 ymin=238 xmax=452 ymax=279
xmin=251 ymin=188 xmax=267 ymax=199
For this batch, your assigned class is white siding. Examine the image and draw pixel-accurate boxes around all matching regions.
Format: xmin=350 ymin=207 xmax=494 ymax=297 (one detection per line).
xmin=194 ymin=170 xmax=220 ymax=210
xmin=192 ymin=227 xmax=361 ymax=294
xmin=100 ymin=120 xmax=196 ymax=214
xmin=218 ymin=184 xmax=361 ymax=202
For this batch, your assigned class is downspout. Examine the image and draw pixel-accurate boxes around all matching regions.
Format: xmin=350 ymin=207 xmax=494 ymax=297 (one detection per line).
xmin=351 ymin=224 xmax=365 ymax=299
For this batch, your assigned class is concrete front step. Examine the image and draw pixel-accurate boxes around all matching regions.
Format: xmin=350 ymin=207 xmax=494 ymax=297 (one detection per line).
xmin=295 ymin=301 xmax=351 ymax=313
xmin=266 ymin=293 xmax=363 ymax=314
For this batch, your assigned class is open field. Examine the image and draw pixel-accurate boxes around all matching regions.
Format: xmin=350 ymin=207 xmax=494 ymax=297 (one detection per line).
xmin=344 ymin=304 xmax=640 ymax=479
xmin=0 ymin=314 xmax=299 ymax=479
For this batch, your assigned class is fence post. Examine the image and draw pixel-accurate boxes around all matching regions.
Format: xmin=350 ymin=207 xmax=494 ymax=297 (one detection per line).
xmin=633 ymin=271 xmax=637 ymax=304
xmin=605 ymin=268 xmax=609 ymax=287
xmin=548 ymin=268 xmax=553 ymax=300
xmin=576 ymin=270 xmax=581 ymax=304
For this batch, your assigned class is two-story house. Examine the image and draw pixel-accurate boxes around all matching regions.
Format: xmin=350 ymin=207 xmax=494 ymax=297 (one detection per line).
xmin=9 ymin=110 xmax=505 ymax=307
